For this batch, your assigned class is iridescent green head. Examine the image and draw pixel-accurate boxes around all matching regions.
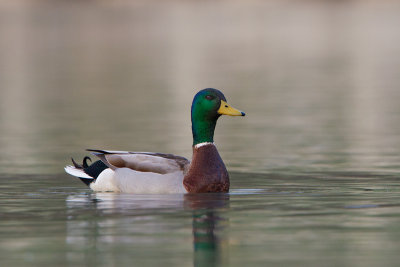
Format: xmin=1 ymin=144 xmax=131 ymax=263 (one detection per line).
xmin=191 ymin=88 xmax=245 ymax=146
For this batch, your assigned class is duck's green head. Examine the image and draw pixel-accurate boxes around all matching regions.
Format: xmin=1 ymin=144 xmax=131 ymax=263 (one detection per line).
xmin=191 ymin=88 xmax=245 ymax=146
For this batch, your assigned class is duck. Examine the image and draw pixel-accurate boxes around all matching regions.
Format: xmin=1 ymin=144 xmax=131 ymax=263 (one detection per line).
xmin=64 ymin=88 xmax=245 ymax=193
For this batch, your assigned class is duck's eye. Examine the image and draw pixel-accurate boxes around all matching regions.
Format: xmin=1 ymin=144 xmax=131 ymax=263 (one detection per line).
xmin=205 ymin=95 xmax=215 ymax=100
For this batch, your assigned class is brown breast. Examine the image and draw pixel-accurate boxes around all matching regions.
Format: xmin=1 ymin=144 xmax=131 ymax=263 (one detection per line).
xmin=183 ymin=143 xmax=229 ymax=193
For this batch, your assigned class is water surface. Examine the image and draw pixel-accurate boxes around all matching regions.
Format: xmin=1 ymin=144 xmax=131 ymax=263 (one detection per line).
xmin=1 ymin=173 xmax=400 ymax=266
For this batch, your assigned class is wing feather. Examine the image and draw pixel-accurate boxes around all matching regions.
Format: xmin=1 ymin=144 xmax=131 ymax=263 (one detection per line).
xmin=87 ymin=149 xmax=190 ymax=175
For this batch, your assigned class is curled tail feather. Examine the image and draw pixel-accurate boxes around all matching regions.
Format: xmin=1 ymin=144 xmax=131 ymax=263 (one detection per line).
xmin=65 ymin=156 xmax=109 ymax=186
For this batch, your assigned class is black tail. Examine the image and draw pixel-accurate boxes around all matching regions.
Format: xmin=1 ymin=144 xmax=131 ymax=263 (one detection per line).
xmin=71 ymin=157 xmax=108 ymax=186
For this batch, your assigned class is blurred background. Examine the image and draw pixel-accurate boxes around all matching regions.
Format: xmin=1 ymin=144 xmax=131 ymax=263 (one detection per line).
xmin=1 ymin=0 xmax=400 ymax=175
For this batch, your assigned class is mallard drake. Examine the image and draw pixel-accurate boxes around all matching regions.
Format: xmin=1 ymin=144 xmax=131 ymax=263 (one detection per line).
xmin=64 ymin=88 xmax=245 ymax=193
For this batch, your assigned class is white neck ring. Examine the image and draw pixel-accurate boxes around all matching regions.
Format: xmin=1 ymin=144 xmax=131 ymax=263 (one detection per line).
xmin=194 ymin=142 xmax=215 ymax=149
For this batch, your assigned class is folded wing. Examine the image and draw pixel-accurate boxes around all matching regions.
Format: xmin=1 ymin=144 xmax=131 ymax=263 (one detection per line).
xmin=87 ymin=149 xmax=190 ymax=175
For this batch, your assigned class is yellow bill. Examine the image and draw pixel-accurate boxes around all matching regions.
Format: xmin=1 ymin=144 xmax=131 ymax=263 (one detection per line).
xmin=218 ymin=100 xmax=245 ymax=116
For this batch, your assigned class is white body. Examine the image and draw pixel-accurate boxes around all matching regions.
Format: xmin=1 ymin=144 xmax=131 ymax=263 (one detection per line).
xmin=90 ymin=168 xmax=186 ymax=193
xmin=65 ymin=150 xmax=190 ymax=194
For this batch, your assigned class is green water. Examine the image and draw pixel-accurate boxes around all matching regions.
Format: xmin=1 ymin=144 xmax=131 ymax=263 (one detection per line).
xmin=1 ymin=173 xmax=400 ymax=266
xmin=1 ymin=1 xmax=400 ymax=266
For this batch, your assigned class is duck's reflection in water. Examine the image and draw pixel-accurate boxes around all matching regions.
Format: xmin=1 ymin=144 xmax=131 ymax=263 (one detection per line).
xmin=65 ymin=193 xmax=229 ymax=266
xmin=185 ymin=193 xmax=230 ymax=267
